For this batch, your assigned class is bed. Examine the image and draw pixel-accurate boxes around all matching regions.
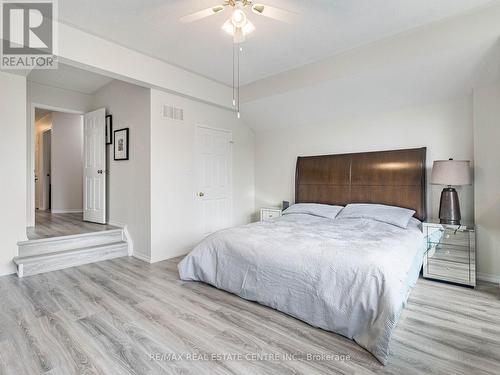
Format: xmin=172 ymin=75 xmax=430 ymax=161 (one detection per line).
xmin=178 ymin=148 xmax=427 ymax=364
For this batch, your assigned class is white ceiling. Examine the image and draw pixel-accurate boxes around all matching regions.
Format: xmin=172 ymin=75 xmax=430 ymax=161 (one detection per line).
xmin=28 ymin=63 xmax=114 ymax=94
xmin=240 ymin=3 xmax=500 ymax=130
xmin=57 ymin=0 xmax=497 ymax=86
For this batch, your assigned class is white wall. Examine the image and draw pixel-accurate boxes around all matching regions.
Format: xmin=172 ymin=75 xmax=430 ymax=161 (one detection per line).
xmin=0 ymin=72 xmax=27 ymax=275
xmin=254 ymin=96 xmax=475 ymax=222
xmin=28 ymin=81 xmax=94 ymax=113
xmin=473 ymin=82 xmax=500 ymax=282
xmin=50 ymin=112 xmax=84 ymax=213
xmin=93 ymin=80 xmax=151 ymax=259
xmin=150 ymin=89 xmax=255 ymax=262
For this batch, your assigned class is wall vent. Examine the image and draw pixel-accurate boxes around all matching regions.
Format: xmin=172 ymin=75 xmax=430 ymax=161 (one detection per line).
xmin=163 ymin=105 xmax=184 ymax=121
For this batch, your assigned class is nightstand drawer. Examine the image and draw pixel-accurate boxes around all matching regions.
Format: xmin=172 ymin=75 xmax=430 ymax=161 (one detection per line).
xmin=426 ymin=244 xmax=470 ymax=264
xmin=426 ymin=259 xmax=470 ymax=283
xmin=260 ymin=208 xmax=282 ymax=221
xmin=428 ymin=227 xmax=470 ymax=248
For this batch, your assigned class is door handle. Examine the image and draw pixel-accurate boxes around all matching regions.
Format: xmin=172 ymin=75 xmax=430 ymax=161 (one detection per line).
xmin=198 ymin=192 xmax=205 ymax=197
xmin=97 ymin=170 xmax=103 ymax=174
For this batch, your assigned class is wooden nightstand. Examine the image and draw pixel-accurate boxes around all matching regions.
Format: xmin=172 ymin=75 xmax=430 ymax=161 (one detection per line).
xmin=423 ymin=221 xmax=476 ymax=287
xmin=260 ymin=208 xmax=282 ymax=222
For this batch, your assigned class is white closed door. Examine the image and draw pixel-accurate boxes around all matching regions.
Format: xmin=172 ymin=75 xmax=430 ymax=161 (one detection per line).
xmin=195 ymin=126 xmax=232 ymax=235
xmin=83 ymin=108 xmax=106 ymax=224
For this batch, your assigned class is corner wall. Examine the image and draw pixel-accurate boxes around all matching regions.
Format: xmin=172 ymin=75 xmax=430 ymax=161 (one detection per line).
xmin=93 ymin=80 xmax=151 ymax=259
xmin=0 ymin=72 xmax=27 ymax=275
xmin=473 ymin=82 xmax=500 ymax=282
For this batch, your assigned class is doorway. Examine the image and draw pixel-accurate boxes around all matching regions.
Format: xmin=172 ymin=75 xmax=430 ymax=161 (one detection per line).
xmin=34 ymin=109 xmax=53 ymax=212
xmin=28 ymin=106 xmax=110 ymax=239
xmin=35 ymin=128 xmax=52 ymax=211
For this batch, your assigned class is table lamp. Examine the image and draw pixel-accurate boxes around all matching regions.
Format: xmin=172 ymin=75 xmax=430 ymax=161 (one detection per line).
xmin=431 ymin=159 xmax=472 ymax=225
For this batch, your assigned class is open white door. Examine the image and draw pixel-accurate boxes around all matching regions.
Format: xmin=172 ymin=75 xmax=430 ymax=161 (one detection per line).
xmin=195 ymin=126 xmax=232 ymax=235
xmin=83 ymin=108 xmax=106 ymax=224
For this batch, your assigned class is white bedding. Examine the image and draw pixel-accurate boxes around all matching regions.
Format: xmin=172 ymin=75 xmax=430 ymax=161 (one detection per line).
xmin=178 ymin=213 xmax=426 ymax=364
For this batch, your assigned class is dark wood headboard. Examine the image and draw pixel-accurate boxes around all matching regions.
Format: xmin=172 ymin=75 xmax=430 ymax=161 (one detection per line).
xmin=295 ymin=148 xmax=427 ymax=221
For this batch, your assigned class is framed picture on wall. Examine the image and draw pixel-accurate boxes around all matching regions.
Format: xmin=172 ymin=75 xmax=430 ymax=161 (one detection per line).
xmin=114 ymin=128 xmax=129 ymax=161
xmin=105 ymin=115 xmax=113 ymax=145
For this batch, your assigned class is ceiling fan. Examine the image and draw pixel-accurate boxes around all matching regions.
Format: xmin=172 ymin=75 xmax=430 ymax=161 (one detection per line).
xmin=180 ymin=1 xmax=295 ymax=118
xmin=180 ymin=0 xmax=294 ymax=43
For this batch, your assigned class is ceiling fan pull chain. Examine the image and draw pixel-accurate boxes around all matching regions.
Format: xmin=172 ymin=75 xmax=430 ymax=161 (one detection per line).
xmin=237 ymin=42 xmax=241 ymax=119
xmin=232 ymin=42 xmax=236 ymax=107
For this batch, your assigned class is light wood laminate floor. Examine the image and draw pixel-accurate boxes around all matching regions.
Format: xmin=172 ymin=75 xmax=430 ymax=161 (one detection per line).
xmin=27 ymin=211 xmax=118 ymax=240
xmin=0 ymin=256 xmax=499 ymax=375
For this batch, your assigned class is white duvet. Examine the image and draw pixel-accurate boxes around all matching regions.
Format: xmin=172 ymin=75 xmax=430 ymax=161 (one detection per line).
xmin=178 ymin=213 xmax=426 ymax=364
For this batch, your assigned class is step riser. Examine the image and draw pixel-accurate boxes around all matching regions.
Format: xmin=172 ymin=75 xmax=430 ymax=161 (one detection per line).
xmin=18 ymin=231 xmax=124 ymax=257
xmin=18 ymin=244 xmax=128 ymax=277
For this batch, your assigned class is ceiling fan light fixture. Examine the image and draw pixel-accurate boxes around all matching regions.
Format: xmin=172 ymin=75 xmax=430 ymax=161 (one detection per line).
xmin=222 ymin=18 xmax=235 ymax=35
xmin=222 ymin=18 xmax=254 ymax=42
xmin=242 ymin=20 xmax=255 ymax=35
xmin=231 ymin=8 xmax=247 ymax=28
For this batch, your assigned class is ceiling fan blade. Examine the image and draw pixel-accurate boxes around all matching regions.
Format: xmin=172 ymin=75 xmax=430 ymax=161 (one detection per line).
xmin=180 ymin=5 xmax=226 ymax=23
xmin=251 ymin=4 xmax=295 ymax=23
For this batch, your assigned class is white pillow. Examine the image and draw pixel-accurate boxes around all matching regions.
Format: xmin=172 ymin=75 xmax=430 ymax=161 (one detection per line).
xmin=336 ymin=203 xmax=416 ymax=229
xmin=283 ymin=203 xmax=344 ymax=220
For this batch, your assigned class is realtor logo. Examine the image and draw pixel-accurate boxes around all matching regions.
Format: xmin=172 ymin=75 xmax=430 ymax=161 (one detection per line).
xmin=1 ymin=0 xmax=58 ymax=69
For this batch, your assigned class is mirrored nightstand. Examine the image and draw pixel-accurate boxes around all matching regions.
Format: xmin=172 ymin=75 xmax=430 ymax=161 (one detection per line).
xmin=260 ymin=208 xmax=282 ymax=222
xmin=423 ymin=221 xmax=476 ymax=287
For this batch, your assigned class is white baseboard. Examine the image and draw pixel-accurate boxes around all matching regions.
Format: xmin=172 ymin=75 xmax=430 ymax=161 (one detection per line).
xmin=122 ymin=226 xmax=134 ymax=256
xmin=107 ymin=222 xmax=133 ymax=256
xmin=0 ymin=263 xmax=16 ymax=276
xmin=107 ymin=221 xmax=125 ymax=228
xmin=477 ymin=272 xmax=500 ymax=284
xmin=150 ymin=249 xmax=190 ymax=264
xmin=51 ymin=209 xmax=83 ymax=214
xmin=133 ymin=252 xmax=152 ymax=263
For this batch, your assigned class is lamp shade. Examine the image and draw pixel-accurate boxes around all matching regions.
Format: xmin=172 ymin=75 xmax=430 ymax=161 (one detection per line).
xmin=431 ymin=160 xmax=472 ymax=186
